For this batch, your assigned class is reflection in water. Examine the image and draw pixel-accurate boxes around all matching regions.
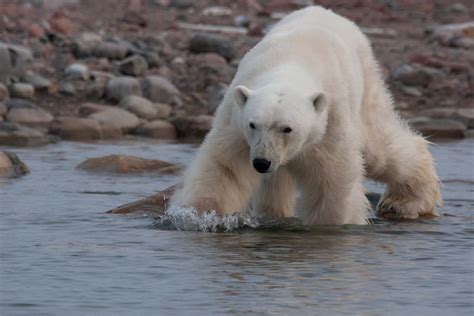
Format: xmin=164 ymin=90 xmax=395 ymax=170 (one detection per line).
xmin=0 ymin=139 xmax=473 ymax=315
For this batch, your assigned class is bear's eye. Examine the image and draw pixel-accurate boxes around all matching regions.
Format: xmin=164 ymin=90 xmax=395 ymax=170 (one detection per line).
xmin=283 ymin=127 xmax=292 ymax=133
xmin=249 ymin=122 xmax=256 ymax=129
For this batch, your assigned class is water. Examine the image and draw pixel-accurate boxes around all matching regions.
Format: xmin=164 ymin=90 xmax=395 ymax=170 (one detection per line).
xmin=0 ymin=139 xmax=473 ymax=315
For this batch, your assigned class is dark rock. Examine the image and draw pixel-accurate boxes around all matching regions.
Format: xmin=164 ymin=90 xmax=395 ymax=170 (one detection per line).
xmin=208 ymin=83 xmax=227 ymax=114
xmin=0 ymin=151 xmax=29 ymax=178
xmin=3 ymin=99 xmax=36 ymax=109
xmin=170 ymin=0 xmax=193 ymax=9
xmin=408 ymin=117 xmax=466 ymax=139
xmin=0 ymin=83 xmax=9 ymax=101
xmin=77 ymin=155 xmax=181 ymax=174
xmin=392 ymin=64 xmax=443 ymax=87
xmin=93 ymin=42 xmax=128 ymax=60
xmin=118 ymin=55 xmax=148 ymax=76
xmin=0 ymin=103 xmax=6 ymax=116
xmin=171 ymin=115 xmax=213 ymax=138
xmin=0 ymin=122 xmax=53 ymax=146
xmin=189 ymin=33 xmax=237 ymax=61
xmin=23 ymin=72 xmax=52 ymax=91
xmin=135 ymin=120 xmax=177 ymax=139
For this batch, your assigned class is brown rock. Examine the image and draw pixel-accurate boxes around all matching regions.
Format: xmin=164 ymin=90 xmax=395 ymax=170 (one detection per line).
xmin=89 ymin=108 xmax=140 ymax=132
xmin=10 ymin=83 xmax=35 ymax=99
xmin=107 ymin=185 xmax=177 ymax=216
xmin=78 ymin=102 xmax=113 ymax=117
xmin=0 ymin=84 xmax=9 ymax=101
xmin=50 ymin=16 xmax=75 ymax=35
xmin=151 ymin=103 xmax=172 ymax=119
xmin=0 ymin=103 xmax=6 ymax=116
xmin=419 ymin=108 xmax=474 ymax=129
xmin=0 ymin=151 xmax=29 ymax=178
xmin=0 ymin=122 xmax=53 ymax=146
xmin=135 ymin=120 xmax=177 ymax=139
xmin=5 ymin=107 xmax=54 ymax=127
xmin=408 ymin=117 xmax=466 ymax=139
xmin=28 ymin=24 xmax=45 ymax=38
xmin=142 ymin=76 xmax=180 ymax=104
xmin=77 ymin=155 xmax=181 ymax=174
xmin=107 ymin=76 xmax=142 ymax=102
xmin=171 ymin=115 xmax=213 ymax=138
xmin=49 ymin=117 xmax=101 ymax=140
xmin=119 ymin=95 xmax=157 ymax=119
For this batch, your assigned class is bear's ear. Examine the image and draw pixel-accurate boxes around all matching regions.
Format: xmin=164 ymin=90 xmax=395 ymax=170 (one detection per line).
xmin=311 ymin=92 xmax=327 ymax=112
xmin=234 ymin=85 xmax=252 ymax=107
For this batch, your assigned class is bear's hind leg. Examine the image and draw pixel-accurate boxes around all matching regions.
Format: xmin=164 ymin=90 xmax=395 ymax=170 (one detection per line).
xmin=251 ymin=167 xmax=295 ymax=218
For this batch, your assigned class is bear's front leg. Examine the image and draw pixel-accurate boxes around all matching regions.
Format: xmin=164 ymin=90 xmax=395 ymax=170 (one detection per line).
xmin=171 ymin=131 xmax=260 ymax=216
xmin=291 ymin=148 xmax=370 ymax=225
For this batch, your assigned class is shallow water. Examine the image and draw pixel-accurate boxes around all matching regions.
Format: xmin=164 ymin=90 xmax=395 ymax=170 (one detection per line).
xmin=0 ymin=139 xmax=473 ymax=315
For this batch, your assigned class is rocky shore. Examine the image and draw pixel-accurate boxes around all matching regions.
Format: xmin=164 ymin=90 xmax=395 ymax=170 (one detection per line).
xmin=0 ymin=0 xmax=473 ymax=147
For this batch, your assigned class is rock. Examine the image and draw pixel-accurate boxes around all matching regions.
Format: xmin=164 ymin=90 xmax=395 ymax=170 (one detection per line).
xmin=0 ymin=103 xmax=6 ymax=116
xmin=392 ymin=64 xmax=442 ymax=87
xmin=5 ymin=106 xmax=53 ymax=127
xmin=208 ymin=83 xmax=227 ymax=114
xmin=0 ymin=43 xmax=33 ymax=84
xmin=234 ymin=15 xmax=250 ymax=28
xmin=28 ymin=24 xmax=45 ymax=38
xmin=0 ymin=151 xmax=29 ymax=178
xmin=429 ymin=22 xmax=474 ymax=49
xmin=135 ymin=120 xmax=177 ymax=139
xmin=142 ymin=76 xmax=180 ymax=104
xmin=93 ymin=42 xmax=128 ymax=60
xmin=78 ymin=102 xmax=114 ymax=117
xmin=49 ymin=117 xmax=102 ymax=140
xmin=49 ymin=14 xmax=75 ymax=35
xmin=9 ymin=83 xmax=35 ymax=99
xmin=23 ymin=72 xmax=51 ymax=91
xmin=400 ymin=85 xmax=422 ymax=97
xmin=119 ymin=95 xmax=157 ymax=119
xmin=202 ymin=6 xmax=233 ymax=16
xmin=408 ymin=117 xmax=466 ymax=139
xmin=189 ymin=33 xmax=237 ymax=61
xmin=0 ymin=122 xmax=53 ymax=146
xmin=107 ymin=184 xmax=177 ymax=216
xmin=449 ymin=3 xmax=467 ymax=13
xmin=118 ymin=55 xmax=148 ymax=77
xmin=106 ymin=76 xmax=142 ymax=102
xmin=65 ymin=63 xmax=89 ymax=80
xmin=171 ymin=115 xmax=213 ymax=138
xmin=0 ymin=83 xmax=9 ymax=101
xmin=89 ymin=108 xmax=140 ymax=131
xmin=3 ymin=99 xmax=36 ymax=109
xmin=170 ymin=0 xmax=193 ymax=9
xmin=151 ymin=103 xmax=172 ymax=119
xmin=58 ymin=81 xmax=76 ymax=96
xmin=72 ymin=33 xmax=103 ymax=58
xmin=419 ymin=108 xmax=474 ymax=129
xmin=77 ymin=155 xmax=181 ymax=174
xmin=142 ymin=52 xmax=162 ymax=68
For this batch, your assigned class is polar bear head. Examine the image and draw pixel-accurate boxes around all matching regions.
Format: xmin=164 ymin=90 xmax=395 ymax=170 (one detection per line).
xmin=234 ymin=84 xmax=328 ymax=173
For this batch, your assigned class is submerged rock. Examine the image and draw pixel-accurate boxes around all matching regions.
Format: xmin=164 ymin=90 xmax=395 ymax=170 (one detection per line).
xmin=0 ymin=151 xmax=29 ymax=178
xmin=135 ymin=120 xmax=177 ymax=139
xmin=77 ymin=155 xmax=181 ymax=174
xmin=49 ymin=117 xmax=122 ymax=140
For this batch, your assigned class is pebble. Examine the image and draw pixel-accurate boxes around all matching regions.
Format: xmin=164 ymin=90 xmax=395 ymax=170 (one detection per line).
xmin=10 ymin=83 xmax=35 ymax=99
xmin=106 ymin=76 xmax=142 ymax=102
xmin=118 ymin=55 xmax=149 ymax=77
xmin=65 ymin=63 xmax=89 ymax=80
xmin=135 ymin=120 xmax=177 ymax=139
xmin=77 ymin=155 xmax=181 ymax=174
xmin=0 ymin=151 xmax=29 ymax=178
xmin=141 ymin=76 xmax=180 ymax=104
xmin=171 ymin=115 xmax=213 ymax=138
xmin=189 ymin=33 xmax=237 ymax=61
xmin=119 ymin=95 xmax=157 ymax=119
xmin=93 ymin=42 xmax=128 ymax=60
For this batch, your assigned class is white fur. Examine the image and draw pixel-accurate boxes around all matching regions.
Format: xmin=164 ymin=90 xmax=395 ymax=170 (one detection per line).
xmin=171 ymin=6 xmax=442 ymax=225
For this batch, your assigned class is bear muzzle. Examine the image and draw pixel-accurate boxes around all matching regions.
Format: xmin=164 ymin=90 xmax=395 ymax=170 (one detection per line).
xmin=252 ymin=158 xmax=272 ymax=173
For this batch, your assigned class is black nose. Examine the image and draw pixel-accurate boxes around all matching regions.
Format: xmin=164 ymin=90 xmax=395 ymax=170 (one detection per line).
xmin=252 ymin=158 xmax=271 ymax=173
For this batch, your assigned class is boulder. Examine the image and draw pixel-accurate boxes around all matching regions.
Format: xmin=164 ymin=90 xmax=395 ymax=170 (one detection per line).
xmin=142 ymin=76 xmax=180 ymax=104
xmin=151 ymin=103 xmax=172 ymax=119
xmin=89 ymin=108 xmax=140 ymax=131
xmin=118 ymin=55 xmax=148 ymax=76
xmin=9 ymin=83 xmax=35 ymax=99
xmin=189 ymin=33 xmax=237 ymax=61
xmin=5 ymin=106 xmax=53 ymax=127
xmin=72 ymin=33 xmax=103 ymax=58
xmin=171 ymin=115 xmax=213 ymax=138
xmin=106 ymin=76 xmax=142 ymax=102
xmin=49 ymin=117 xmax=102 ymax=140
xmin=78 ymin=102 xmax=114 ymax=117
xmin=408 ymin=117 xmax=466 ymax=139
xmin=135 ymin=120 xmax=177 ymax=139
xmin=0 ymin=151 xmax=29 ymax=178
xmin=119 ymin=95 xmax=157 ymax=119
xmin=0 ymin=122 xmax=53 ymax=146
xmin=0 ymin=42 xmax=33 ymax=84
xmin=77 ymin=155 xmax=181 ymax=174
xmin=0 ymin=83 xmax=9 ymax=101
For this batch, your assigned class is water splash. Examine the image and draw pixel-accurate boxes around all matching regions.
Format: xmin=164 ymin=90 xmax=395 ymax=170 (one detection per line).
xmin=151 ymin=206 xmax=262 ymax=232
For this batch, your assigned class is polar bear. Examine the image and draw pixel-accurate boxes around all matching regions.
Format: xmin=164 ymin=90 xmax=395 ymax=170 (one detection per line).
xmin=171 ymin=6 xmax=442 ymax=225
